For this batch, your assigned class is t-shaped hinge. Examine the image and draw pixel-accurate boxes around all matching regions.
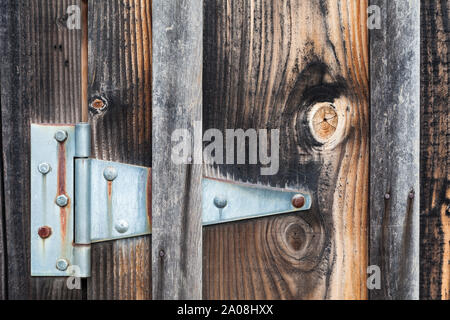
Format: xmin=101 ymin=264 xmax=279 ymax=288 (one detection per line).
xmin=31 ymin=124 xmax=312 ymax=278
xmin=31 ymin=123 xmax=151 ymax=277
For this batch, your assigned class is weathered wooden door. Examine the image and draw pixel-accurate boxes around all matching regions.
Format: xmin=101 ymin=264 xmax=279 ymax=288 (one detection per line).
xmin=0 ymin=0 xmax=448 ymax=301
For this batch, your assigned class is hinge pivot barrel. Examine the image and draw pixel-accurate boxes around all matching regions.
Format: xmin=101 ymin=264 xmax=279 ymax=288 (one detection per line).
xmin=75 ymin=122 xmax=91 ymax=158
xmin=75 ymin=123 xmax=91 ymax=245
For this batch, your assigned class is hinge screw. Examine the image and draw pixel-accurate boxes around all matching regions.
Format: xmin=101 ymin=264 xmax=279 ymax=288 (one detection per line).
xmin=38 ymin=163 xmax=51 ymax=175
xmin=54 ymin=130 xmax=68 ymax=143
xmin=56 ymin=258 xmax=69 ymax=271
xmin=213 ymin=196 xmax=227 ymax=209
xmin=103 ymin=167 xmax=118 ymax=181
xmin=115 ymin=219 xmax=129 ymax=234
xmin=38 ymin=226 xmax=52 ymax=239
xmin=292 ymin=194 xmax=305 ymax=209
xmin=56 ymin=195 xmax=69 ymax=207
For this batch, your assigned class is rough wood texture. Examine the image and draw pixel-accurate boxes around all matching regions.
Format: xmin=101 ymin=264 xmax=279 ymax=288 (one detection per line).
xmin=0 ymin=127 xmax=5 ymax=300
xmin=87 ymin=0 xmax=152 ymax=300
xmin=152 ymin=0 xmax=203 ymax=300
xmin=0 ymin=0 xmax=83 ymax=300
xmin=420 ymin=0 xmax=450 ymax=300
xmin=370 ymin=0 xmax=420 ymax=300
xmin=203 ymin=0 xmax=369 ymax=299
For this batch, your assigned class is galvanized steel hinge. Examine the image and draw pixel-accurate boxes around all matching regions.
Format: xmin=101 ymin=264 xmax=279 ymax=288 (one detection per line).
xmin=31 ymin=124 xmax=311 ymax=278
xmin=201 ymin=178 xmax=311 ymax=226
xmin=31 ymin=123 xmax=151 ymax=277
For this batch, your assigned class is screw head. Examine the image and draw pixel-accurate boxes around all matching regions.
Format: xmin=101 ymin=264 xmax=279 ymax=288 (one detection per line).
xmin=213 ymin=196 xmax=227 ymax=209
xmin=38 ymin=226 xmax=52 ymax=239
xmin=292 ymin=194 xmax=305 ymax=209
xmin=38 ymin=163 xmax=51 ymax=175
xmin=115 ymin=219 xmax=129 ymax=233
xmin=54 ymin=130 xmax=68 ymax=143
xmin=56 ymin=195 xmax=69 ymax=207
xmin=384 ymin=193 xmax=391 ymax=200
xmin=56 ymin=258 xmax=69 ymax=271
xmin=103 ymin=167 xmax=118 ymax=181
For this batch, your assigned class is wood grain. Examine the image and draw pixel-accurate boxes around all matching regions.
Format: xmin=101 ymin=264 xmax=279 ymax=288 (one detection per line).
xmin=420 ymin=0 xmax=450 ymax=300
xmin=370 ymin=0 xmax=421 ymax=300
xmin=87 ymin=0 xmax=152 ymax=300
xmin=203 ymin=0 xmax=369 ymax=299
xmin=0 ymin=0 xmax=83 ymax=300
xmin=152 ymin=0 xmax=203 ymax=300
xmin=81 ymin=0 xmax=88 ymax=122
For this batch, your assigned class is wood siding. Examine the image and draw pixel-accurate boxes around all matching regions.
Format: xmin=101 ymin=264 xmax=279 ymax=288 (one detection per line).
xmin=420 ymin=0 xmax=450 ymax=300
xmin=0 ymin=0 xmax=83 ymax=299
xmin=203 ymin=0 xmax=369 ymax=299
xmin=87 ymin=0 xmax=152 ymax=300
xmin=152 ymin=0 xmax=203 ymax=299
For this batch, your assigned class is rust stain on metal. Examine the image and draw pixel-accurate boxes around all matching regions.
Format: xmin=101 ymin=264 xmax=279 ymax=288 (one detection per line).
xmin=57 ymin=142 xmax=68 ymax=242
xmin=38 ymin=226 xmax=52 ymax=239
xmin=147 ymin=169 xmax=152 ymax=228
xmin=107 ymin=180 xmax=113 ymax=199
xmin=107 ymin=180 xmax=113 ymax=234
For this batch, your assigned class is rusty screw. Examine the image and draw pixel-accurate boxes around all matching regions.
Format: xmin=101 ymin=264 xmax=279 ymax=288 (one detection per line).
xmin=103 ymin=167 xmax=118 ymax=181
xmin=291 ymin=194 xmax=305 ymax=209
xmin=56 ymin=195 xmax=69 ymax=207
xmin=213 ymin=196 xmax=227 ymax=209
xmin=54 ymin=130 xmax=68 ymax=143
xmin=56 ymin=258 xmax=69 ymax=271
xmin=38 ymin=226 xmax=52 ymax=239
xmin=115 ymin=219 xmax=129 ymax=234
xmin=38 ymin=162 xmax=51 ymax=175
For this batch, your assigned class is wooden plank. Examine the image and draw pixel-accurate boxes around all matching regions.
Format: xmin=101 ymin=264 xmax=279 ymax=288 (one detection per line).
xmin=0 ymin=128 xmax=5 ymax=300
xmin=152 ymin=0 xmax=203 ymax=299
xmin=87 ymin=0 xmax=152 ymax=300
xmin=420 ymin=0 xmax=450 ymax=300
xmin=370 ymin=0 xmax=420 ymax=300
xmin=81 ymin=0 xmax=88 ymax=122
xmin=0 ymin=0 xmax=83 ymax=300
xmin=203 ymin=0 xmax=369 ymax=299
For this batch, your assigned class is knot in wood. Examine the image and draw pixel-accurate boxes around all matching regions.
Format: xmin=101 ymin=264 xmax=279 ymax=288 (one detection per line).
xmin=91 ymin=98 xmax=105 ymax=110
xmin=310 ymin=103 xmax=338 ymax=142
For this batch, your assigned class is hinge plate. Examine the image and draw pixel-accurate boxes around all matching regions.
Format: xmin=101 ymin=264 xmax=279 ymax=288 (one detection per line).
xmin=31 ymin=124 xmax=151 ymax=277
xmin=87 ymin=159 xmax=151 ymax=242
xmin=202 ymin=178 xmax=311 ymax=226
xmin=31 ymin=124 xmax=85 ymax=276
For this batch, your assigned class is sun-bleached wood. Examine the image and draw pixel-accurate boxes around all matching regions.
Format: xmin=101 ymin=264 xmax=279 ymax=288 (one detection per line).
xmin=152 ymin=0 xmax=203 ymax=299
xmin=370 ymin=0 xmax=420 ymax=300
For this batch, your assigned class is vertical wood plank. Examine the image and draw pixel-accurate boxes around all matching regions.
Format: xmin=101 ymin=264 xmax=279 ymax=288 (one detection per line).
xmin=370 ymin=0 xmax=420 ymax=300
xmin=0 ymin=0 xmax=83 ymax=300
xmin=0 ymin=129 xmax=5 ymax=300
xmin=420 ymin=0 xmax=450 ymax=300
xmin=152 ymin=0 xmax=203 ymax=299
xmin=87 ymin=0 xmax=152 ymax=300
xmin=203 ymin=0 xmax=369 ymax=299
